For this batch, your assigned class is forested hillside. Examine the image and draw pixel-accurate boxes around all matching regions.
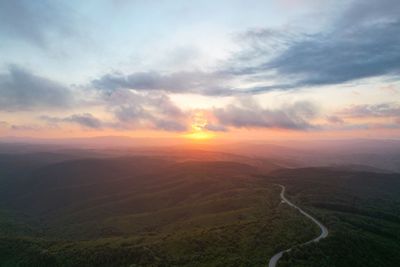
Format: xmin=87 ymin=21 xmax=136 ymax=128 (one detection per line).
xmin=270 ymin=168 xmax=400 ymax=267
xmin=0 ymin=154 xmax=317 ymax=267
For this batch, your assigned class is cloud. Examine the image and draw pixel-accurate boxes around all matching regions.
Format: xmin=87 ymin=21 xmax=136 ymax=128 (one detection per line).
xmin=37 ymin=89 xmax=189 ymax=132
xmin=324 ymin=121 xmax=400 ymax=131
xmin=337 ymin=103 xmax=400 ymax=118
xmin=41 ymin=113 xmax=103 ymax=129
xmin=0 ymin=121 xmax=47 ymax=131
xmin=0 ymin=65 xmax=74 ymax=111
xmin=326 ymin=115 xmax=344 ymax=125
xmin=101 ymin=89 xmax=188 ymax=131
xmin=0 ymin=0 xmax=75 ymax=47
xmin=322 ymin=102 xmax=400 ymax=130
xmin=10 ymin=124 xmax=43 ymax=131
xmin=91 ymin=69 xmax=293 ymax=96
xmin=224 ymin=0 xmax=400 ymax=92
xmin=65 ymin=114 xmax=102 ymax=129
xmin=204 ymin=123 xmax=227 ymax=132
xmin=92 ymin=0 xmax=400 ymax=97
xmin=336 ymin=0 xmax=400 ymax=29
xmin=92 ymin=70 xmax=236 ymax=96
xmin=266 ymin=22 xmax=400 ymax=87
xmin=213 ymin=98 xmax=318 ymax=130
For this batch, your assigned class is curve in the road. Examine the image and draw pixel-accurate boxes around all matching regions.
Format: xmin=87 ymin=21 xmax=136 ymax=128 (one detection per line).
xmin=268 ymin=184 xmax=329 ymax=267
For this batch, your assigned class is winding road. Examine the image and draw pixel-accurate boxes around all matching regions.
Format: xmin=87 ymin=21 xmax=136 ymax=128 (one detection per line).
xmin=268 ymin=185 xmax=329 ymax=267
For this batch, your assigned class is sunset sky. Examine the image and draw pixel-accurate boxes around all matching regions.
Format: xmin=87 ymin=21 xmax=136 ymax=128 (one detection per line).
xmin=0 ymin=0 xmax=399 ymax=141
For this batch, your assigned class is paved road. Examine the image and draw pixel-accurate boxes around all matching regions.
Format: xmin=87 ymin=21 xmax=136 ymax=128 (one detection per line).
xmin=268 ymin=185 xmax=329 ymax=267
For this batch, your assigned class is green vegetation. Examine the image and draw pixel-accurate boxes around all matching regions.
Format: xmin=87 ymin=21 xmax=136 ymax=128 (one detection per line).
xmin=271 ymin=167 xmax=400 ymax=267
xmin=0 ymin=155 xmax=318 ymax=267
xmin=2 ymin=150 xmax=399 ymax=267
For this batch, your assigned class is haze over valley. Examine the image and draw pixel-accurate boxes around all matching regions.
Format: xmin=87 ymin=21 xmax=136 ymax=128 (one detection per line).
xmin=1 ymin=0 xmax=400 ymax=266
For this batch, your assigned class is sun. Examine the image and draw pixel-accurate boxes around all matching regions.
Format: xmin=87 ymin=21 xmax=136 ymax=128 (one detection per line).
xmin=184 ymin=131 xmax=215 ymax=140
xmin=183 ymin=111 xmax=216 ymax=140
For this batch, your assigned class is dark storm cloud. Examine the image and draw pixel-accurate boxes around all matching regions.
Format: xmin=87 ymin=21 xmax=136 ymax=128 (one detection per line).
xmin=338 ymin=103 xmax=400 ymax=118
xmin=213 ymin=100 xmax=318 ymax=130
xmin=0 ymin=66 xmax=74 ymax=111
xmin=0 ymin=0 xmax=74 ymax=47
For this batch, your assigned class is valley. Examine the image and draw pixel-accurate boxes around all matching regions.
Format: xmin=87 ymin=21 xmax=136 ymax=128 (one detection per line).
xmin=0 ymin=142 xmax=399 ymax=266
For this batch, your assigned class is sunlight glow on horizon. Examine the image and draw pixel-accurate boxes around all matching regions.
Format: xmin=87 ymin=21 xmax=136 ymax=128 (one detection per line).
xmin=183 ymin=111 xmax=216 ymax=140
xmin=183 ymin=131 xmax=216 ymax=140
xmin=0 ymin=1 xmax=399 ymax=141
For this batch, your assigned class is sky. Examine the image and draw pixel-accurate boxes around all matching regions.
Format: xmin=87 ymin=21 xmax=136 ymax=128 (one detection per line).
xmin=0 ymin=0 xmax=400 ymax=141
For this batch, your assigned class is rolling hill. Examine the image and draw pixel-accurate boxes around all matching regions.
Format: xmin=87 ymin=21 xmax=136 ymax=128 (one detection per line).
xmin=269 ymin=167 xmax=400 ymax=267
xmin=0 ymin=152 xmax=317 ymax=267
